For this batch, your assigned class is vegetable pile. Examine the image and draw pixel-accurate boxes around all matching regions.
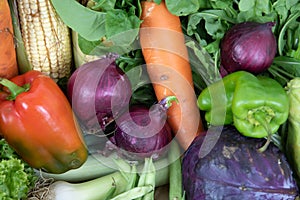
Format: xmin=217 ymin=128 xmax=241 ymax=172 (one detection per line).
xmin=1 ymin=0 xmax=300 ymax=199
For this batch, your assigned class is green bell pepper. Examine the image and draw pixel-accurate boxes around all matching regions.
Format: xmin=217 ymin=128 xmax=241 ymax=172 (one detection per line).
xmin=198 ymin=71 xmax=289 ymax=139
xmin=198 ymin=71 xmax=243 ymax=125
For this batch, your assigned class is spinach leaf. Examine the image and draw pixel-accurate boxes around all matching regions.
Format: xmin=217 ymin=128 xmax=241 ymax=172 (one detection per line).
xmin=51 ymin=0 xmax=141 ymax=55
xmin=91 ymin=0 xmax=116 ymax=11
xmin=51 ymin=0 xmax=106 ymax=41
xmin=78 ymin=29 xmax=140 ymax=56
xmin=237 ymin=0 xmax=275 ymax=22
xmin=105 ymin=9 xmax=141 ymax=39
xmin=165 ymin=0 xmax=200 ymax=16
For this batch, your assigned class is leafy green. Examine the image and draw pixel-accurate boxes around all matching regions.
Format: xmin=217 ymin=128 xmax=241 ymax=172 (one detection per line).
xmin=51 ymin=0 xmax=107 ymax=41
xmin=165 ymin=0 xmax=200 ymax=16
xmin=277 ymin=12 xmax=300 ymax=56
xmin=0 ymin=139 xmax=37 ymax=200
xmin=50 ymin=0 xmax=300 ymax=92
xmin=237 ymin=0 xmax=274 ymax=22
xmin=182 ymin=0 xmax=300 ymax=87
xmin=116 ymin=50 xmax=157 ymax=106
xmin=105 ymin=9 xmax=140 ymax=39
xmin=90 ymin=0 xmax=116 ymax=11
xmin=50 ymin=0 xmax=141 ymax=55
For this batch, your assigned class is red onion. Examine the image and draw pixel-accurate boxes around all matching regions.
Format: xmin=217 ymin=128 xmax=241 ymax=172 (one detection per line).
xmin=67 ymin=53 xmax=132 ymax=134
xmin=220 ymin=21 xmax=277 ymax=76
xmin=110 ymin=96 xmax=176 ymax=160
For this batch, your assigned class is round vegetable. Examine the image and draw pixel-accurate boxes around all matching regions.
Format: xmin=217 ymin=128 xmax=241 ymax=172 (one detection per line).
xmin=67 ymin=53 xmax=132 ymax=134
xmin=182 ymin=126 xmax=298 ymax=200
xmin=110 ymin=97 xmax=175 ymax=160
xmin=220 ymin=21 xmax=277 ymax=76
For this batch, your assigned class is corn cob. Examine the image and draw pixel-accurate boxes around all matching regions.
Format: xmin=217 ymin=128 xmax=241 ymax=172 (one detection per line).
xmin=16 ymin=0 xmax=72 ymax=81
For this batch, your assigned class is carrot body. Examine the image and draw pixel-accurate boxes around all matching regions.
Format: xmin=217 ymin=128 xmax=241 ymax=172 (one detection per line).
xmin=0 ymin=0 xmax=18 ymax=79
xmin=139 ymin=0 xmax=203 ymax=150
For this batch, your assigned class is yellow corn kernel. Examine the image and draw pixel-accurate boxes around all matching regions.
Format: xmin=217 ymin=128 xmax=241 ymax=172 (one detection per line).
xmin=17 ymin=0 xmax=72 ymax=81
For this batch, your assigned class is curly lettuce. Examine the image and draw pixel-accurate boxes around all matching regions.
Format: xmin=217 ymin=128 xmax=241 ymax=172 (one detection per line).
xmin=0 ymin=138 xmax=37 ymax=200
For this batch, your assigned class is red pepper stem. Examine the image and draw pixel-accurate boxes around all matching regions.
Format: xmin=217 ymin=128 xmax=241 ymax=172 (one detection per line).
xmin=0 ymin=78 xmax=29 ymax=100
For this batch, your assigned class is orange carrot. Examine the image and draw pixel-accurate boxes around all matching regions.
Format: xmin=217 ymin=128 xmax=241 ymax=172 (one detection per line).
xmin=0 ymin=0 xmax=18 ymax=79
xmin=139 ymin=0 xmax=204 ymax=150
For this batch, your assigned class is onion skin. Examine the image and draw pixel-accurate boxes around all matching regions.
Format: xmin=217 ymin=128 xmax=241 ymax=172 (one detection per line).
xmin=220 ymin=22 xmax=277 ymax=76
xmin=67 ymin=54 xmax=132 ymax=134
xmin=111 ymin=99 xmax=174 ymax=160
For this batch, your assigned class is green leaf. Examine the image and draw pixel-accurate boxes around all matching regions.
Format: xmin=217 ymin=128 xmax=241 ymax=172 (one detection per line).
xmin=286 ymin=0 xmax=299 ymax=10
xmin=76 ymin=8 xmax=141 ymax=56
xmin=165 ymin=0 xmax=200 ymax=16
xmin=92 ymin=0 xmax=116 ymax=11
xmin=237 ymin=0 xmax=273 ymax=22
xmin=105 ymin=9 xmax=141 ymax=38
xmin=270 ymin=56 xmax=300 ymax=81
xmin=187 ymin=10 xmax=234 ymax=37
xmin=78 ymin=35 xmax=102 ymax=55
xmin=239 ymin=0 xmax=255 ymax=12
xmin=153 ymin=0 xmax=162 ymax=4
xmin=0 ymin=139 xmax=17 ymax=160
xmin=273 ymin=0 xmax=289 ymax=27
xmin=278 ymin=12 xmax=300 ymax=55
xmin=77 ymin=29 xmax=140 ymax=56
xmin=273 ymin=56 xmax=300 ymax=69
xmin=186 ymin=9 xmax=233 ymax=54
xmin=186 ymin=40 xmax=220 ymax=85
xmin=0 ymin=159 xmax=30 ymax=200
xmin=50 ymin=0 xmax=106 ymax=41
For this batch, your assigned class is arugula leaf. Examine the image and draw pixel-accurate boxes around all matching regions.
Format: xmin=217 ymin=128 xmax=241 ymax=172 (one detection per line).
xmin=186 ymin=10 xmax=233 ymax=55
xmin=273 ymin=56 xmax=300 ymax=71
xmin=278 ymin=12 xmax=300 ymax=55
xmin=186 ymin=40 xmax=220 ymax=86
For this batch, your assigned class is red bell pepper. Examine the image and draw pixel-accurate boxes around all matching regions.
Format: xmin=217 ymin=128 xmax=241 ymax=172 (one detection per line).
xmin=0 ymin=70 xmax=87 ymax=174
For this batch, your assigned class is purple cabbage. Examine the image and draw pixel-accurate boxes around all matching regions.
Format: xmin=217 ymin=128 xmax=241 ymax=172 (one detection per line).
xmin=220 ymin=21 xmax=277 ymax=76
xmin=182 ymin=126 xmax=298 ymax=200
xmin=67 ymin=53 xmax=132 ymax=134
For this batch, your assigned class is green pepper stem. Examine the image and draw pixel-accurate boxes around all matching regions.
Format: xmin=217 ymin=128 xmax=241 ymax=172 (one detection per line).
xmin=254 ymin=113 xmax=272 ymax=153
xmin=0 ymin=78 xmax=29 ymax=100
